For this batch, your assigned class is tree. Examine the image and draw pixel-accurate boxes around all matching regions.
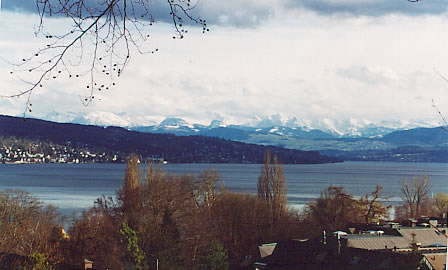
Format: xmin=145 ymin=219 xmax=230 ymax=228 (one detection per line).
xmin=197 ymin=241 xmax=229 ymax=270
xmin=358 ymin=185 xmax=391 ymax=224
xmin=120 ymin=154 xmax=142 ymax=227
xmin=304 ymin=186 xmax=362 ymax=233
xmin=194 ymin=169 xmax=220 ymax=215
xmin=120 ymin=161 xmax=199 ymax=268
xmin=257 ymin=150 xmax=287 ymax=227
xmin=0 ymin=190 xmax=62 ymax=260
xmin=66 ymin=206 xmax=123 ymax=269
xmin=120 ymin=223 xmax=147 ymax=270
xmin=433 ymin=193 xmax=448 ymax=215
xmin=2 ymin=0 xmax=209 ymax=113
xmin=210 ymin=192 xmax=269 ymax=268
xmin=28 ymin=251 xmax=55 ymax=270
xmin=400 ymin=175 xmax=431 ymax=219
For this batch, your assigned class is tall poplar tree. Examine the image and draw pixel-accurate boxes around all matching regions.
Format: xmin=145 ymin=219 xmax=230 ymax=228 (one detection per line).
xmin=121 ymin=154 xmax=141 ymax=227
xmin=257 ymin=151 xmax=287 ymax=226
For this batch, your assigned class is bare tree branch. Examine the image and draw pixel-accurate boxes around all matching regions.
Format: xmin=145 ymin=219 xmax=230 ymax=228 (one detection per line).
xmin=400 ymin=175 xmax=431 ymax=218
xmin=1 ymin=0 xmax=209 ymax=115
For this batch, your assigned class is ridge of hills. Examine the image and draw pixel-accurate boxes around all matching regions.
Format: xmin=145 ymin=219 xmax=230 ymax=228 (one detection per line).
xmin=0 ymin=115 xmax=340 ymax=164
xmin=129 ymin=119 xmax=448 ymax=162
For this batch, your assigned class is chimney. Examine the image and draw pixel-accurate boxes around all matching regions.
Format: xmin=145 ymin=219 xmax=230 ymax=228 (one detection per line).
xmin=322 ymin=230 xmax=327 ymax=245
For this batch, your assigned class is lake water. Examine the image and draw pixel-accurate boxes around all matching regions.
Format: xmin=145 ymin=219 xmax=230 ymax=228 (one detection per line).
xmin=1 ymin=161 xmax=448 ymax=217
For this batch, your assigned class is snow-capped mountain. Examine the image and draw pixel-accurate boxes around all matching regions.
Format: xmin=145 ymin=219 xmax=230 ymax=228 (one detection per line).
xmin=251 ymin=126 xmax=335 ymax=139
xmin=37 ymin=111 xmax=438 ymax=139
xmin=209 ymin=119 xmax=227 ymax=129
xmin=292 ymin=118 xmax=438 ymax=138
xmin=42 ymin=111 xmax=159 ymax=127
xmin=44 ymin=111 xmax=132 ymax=126
xmin=72 ymin=112 xmax=131 ymax=127
xmin=158 ymin=117 xmax=196 ymax=129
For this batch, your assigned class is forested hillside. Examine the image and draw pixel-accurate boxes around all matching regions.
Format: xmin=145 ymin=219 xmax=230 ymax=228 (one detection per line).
xmin=0 ymin=115 xmax=340 ymax=164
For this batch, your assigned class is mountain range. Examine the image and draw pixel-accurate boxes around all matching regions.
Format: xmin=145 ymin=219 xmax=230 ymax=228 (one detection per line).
xmin=127 ymin=117 xmax=448 ymax=162
xmin=0 ymin=115 xmax=340 ymax=164
xmin=41 ymin=111 xmax=438 ymax=138
xmin=6 ymin=112 xmax=448 ymax=162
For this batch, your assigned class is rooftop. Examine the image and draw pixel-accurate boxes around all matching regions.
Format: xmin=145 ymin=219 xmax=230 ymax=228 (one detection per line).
xmin=343 ymin=227 xmax=448 ymax=251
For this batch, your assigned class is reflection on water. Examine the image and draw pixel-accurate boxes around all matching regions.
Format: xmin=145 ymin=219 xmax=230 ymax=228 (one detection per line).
xmin=1 ymin=161 xmax=447 ymax=217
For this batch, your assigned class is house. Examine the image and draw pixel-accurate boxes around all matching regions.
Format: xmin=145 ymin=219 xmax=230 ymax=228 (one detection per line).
xmin=341 ymin=227 xmax=448 ymax=252
xmin=421 ymin=254 xmax=447 ymax=270
xmin=254 ymin=239 xmax=333 ymax=269
xmin=84 ymin=259 xmax=93 ymax=269
xmin=254 ymin=223 xmax=448 ymax=269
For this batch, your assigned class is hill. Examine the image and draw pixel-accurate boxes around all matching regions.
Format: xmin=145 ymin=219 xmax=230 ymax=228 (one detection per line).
xmin=382 ymin=127 xmax=448 ymax=147
xmin=0 ymin=115 xmax=341 ymax=164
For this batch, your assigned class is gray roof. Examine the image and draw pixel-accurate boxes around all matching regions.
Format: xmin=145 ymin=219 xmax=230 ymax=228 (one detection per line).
xmin=259 ymin=243 xmax=277 ymax=259
xmin=399 ymin=228 xmax=448 ymax=247
xmin=344 ymin=228 xmax=448 ymax=250
xmin=344 ymin=236 xmax=409 ymax=250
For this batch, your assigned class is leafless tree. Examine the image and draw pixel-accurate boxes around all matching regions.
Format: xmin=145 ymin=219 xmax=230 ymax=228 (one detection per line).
xmin=430 ymin=67 xmax=448 ymax=130
xmin=1 ymin=0 xmax=208 ymax=114
xmin=304 ymin=186 xmax=362 ymax=233
xmin=257 ymin=150 xmax=287 ymax=226
xmin=400 ymin=175 xmax=431 ymax=219
xmin=358 ymin=185 xmax=391 ymax=223
xmin=0 ymin=190 xmax=62 ymax=258
xmin=194 ymin=169 xmax=220 ymax=214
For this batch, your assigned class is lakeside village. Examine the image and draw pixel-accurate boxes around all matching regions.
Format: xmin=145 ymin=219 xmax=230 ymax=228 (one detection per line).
xmin=0 ymin=140 xmax=163 ymax=164
xmin=0 ymin=143 xmax=123 ymax=164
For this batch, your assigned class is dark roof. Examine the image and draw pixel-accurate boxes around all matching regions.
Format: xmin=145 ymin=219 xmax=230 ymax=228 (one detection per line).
xmin=0 ymin=253 xmax=29 ymax=269
xmin=263 ymin=239 xmax=323 ymax=266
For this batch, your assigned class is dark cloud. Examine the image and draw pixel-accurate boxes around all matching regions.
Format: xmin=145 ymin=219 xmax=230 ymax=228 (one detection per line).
xmin=2 ymin=0 xmax=274 ymax=27
xmin=3 ymin=0 xmax=448 ymax=28
xmin=2 ymin=0 xmax=38 ymax=13
xmin=294 ymin=0 xmax=448 ymax=16
xmin=2 ymin=0 xmax=202 ymax=25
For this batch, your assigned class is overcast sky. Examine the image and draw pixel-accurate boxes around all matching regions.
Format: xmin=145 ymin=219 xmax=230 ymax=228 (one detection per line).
xmin=1 ymin=0 xmax=448 ymax=128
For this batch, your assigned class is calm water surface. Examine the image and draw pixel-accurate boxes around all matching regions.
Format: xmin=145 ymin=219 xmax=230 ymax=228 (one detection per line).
xmin=1 ymin=161 xmax=448 ymax=216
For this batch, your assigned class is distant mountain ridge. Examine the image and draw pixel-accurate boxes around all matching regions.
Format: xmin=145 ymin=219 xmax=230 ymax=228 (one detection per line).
xmin=40 ymin=111 xmax=438 ymax=138
xmin=0 ymin=115 xmax=340 ymax=164
xmin=131 ymin=122 xmax=337 ymax=140
xmin=128 ymin=118 xmax=448 ymax=162
xmin=7 ymin=112 xmax=448 ymax=162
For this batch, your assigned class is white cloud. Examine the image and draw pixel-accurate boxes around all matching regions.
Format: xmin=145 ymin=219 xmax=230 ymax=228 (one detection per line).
xmin=1 ymin=10 xmax=448 ymax=127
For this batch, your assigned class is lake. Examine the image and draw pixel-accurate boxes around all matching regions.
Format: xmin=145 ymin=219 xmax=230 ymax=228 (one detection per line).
xmin=1 ymin=161 xmax=448 ymax=217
